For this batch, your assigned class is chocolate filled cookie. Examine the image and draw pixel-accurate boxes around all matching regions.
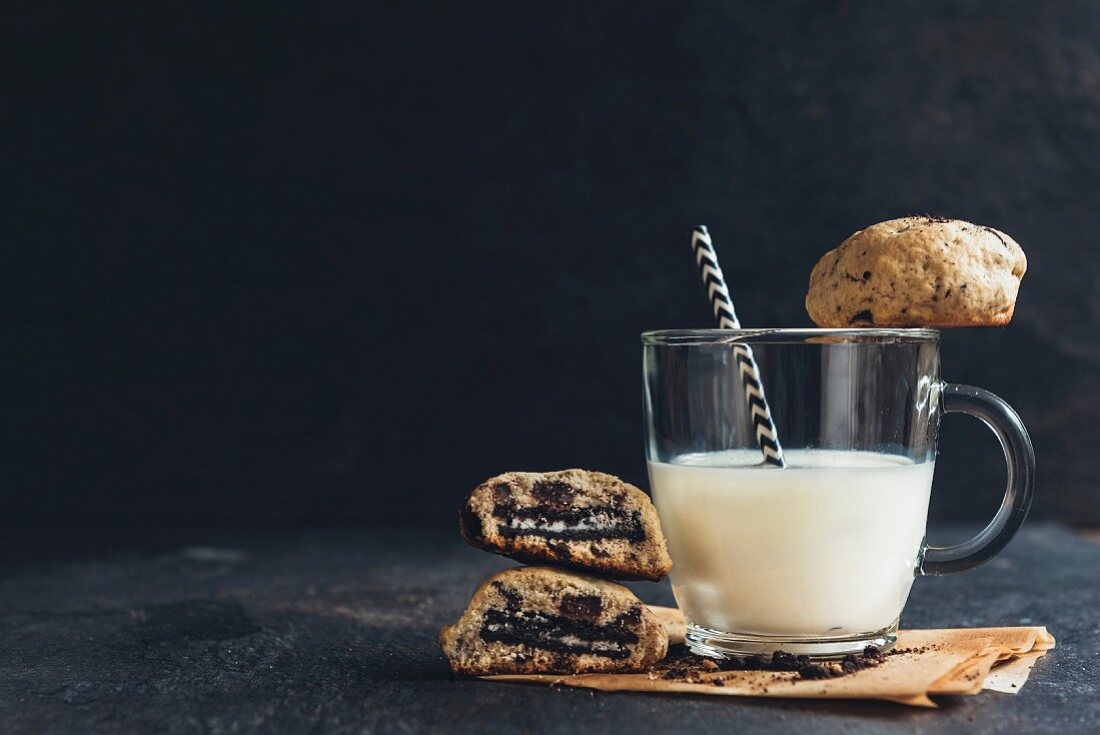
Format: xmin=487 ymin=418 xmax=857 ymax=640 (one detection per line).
xmin=440 ymin=566 xmax=669 ymax=675
xmin=459 ymin=470 xmax=672 ymax=581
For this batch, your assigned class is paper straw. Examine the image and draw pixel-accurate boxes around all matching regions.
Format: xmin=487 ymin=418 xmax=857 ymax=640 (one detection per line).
xmin=691 ymin=225 xmax=786 ymax=467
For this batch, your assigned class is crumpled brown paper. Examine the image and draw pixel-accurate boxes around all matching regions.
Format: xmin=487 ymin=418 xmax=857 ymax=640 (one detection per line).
xmin=484 ymin=606 xmax=1055 ymax=707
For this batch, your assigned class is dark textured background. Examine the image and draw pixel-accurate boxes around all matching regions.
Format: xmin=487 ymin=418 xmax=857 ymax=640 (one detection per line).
xmin=6 ymin=1 xmax=1099 ymax=526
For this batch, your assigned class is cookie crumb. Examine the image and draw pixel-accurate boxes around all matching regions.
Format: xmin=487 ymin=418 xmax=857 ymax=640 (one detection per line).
xmin=648 ymin=644 xmax=887 ymax=684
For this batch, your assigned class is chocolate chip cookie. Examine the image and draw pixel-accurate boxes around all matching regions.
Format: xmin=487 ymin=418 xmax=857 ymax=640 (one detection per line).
xmin=806 ymin=216 xmax=1027 ymax=328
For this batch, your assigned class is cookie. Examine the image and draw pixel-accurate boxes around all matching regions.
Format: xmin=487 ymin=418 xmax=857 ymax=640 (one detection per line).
xmin=459 ymin=470 xmax=672 ymax=581
xmin=805 ymin=216 xmax=1027 ymax=328
xmin=439 ymin=566 xmax=669 ymax=675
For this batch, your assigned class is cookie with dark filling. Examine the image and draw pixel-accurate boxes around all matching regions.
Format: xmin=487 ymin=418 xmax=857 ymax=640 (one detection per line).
xmin=440 ymin=566 xmax=669 ymax=675
xmin=459 ymin=470 xmax=672 ymax=581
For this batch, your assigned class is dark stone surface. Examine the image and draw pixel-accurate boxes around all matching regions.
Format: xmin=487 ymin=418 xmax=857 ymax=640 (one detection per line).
xmin=7 ymin=1 xmax=1100 ymax=527
xmin=1 ymin=525 xmax=1097 ymax=734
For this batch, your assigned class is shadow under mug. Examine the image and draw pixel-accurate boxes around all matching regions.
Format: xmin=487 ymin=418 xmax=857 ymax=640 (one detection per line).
xmin=642 ymin=328 xmax=1035 ymax=658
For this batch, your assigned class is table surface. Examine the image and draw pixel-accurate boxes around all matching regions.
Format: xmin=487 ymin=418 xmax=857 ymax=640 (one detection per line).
xmin=1 ymin=524 xmax=1098 ymax=735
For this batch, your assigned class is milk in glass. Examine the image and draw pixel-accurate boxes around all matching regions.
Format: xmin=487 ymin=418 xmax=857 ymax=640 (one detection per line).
xmin=648 ymin=450 xmax=934 ymax=637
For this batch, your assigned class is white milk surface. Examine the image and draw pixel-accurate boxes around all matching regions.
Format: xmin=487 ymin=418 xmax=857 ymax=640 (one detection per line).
xmin=648 ymin=450 xmax=934 ymax=637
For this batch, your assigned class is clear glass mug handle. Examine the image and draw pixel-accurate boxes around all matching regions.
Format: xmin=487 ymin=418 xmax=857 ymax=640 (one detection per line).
xmin=919 ymin=383 xmax=1037 ymax=576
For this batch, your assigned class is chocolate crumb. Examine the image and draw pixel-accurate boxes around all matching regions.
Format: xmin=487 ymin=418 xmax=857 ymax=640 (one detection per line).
xmin=646 ymin=644 xmax=888 ymax=684
xmin=797 ymin=663 xmax=835 ymax=680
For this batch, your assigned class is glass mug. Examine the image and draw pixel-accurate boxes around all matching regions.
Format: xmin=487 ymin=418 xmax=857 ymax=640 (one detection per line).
xmin=642 ymin=329 xmax=1035 ymax=658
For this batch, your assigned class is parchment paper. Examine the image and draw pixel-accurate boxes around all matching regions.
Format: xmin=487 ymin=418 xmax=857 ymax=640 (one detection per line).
xmin=483 ymin=607 xmax=1054 ymax=708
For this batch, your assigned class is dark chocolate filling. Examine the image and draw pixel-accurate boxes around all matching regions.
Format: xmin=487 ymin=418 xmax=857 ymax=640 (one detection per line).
xmin=491 ymin=581 xmax=523 ymax=612
xmin=530 ymin=480 xmax=577 ymax=511
xmin=491 ymin=506 xmax=646 ymax=541
xmin=479 ymin=608 xmax=640 ymax=659
xmin=849 ymin=309 xmax=874 ymax=325
xmin=560 ymin=593 xmax=602 ymax=620
xmin=459 ymin=503 xmax=485 ymax=543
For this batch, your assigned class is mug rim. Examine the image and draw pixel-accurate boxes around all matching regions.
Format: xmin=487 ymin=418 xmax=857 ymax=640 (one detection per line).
xmin=641 ymin=328 xmax=940 ymax=345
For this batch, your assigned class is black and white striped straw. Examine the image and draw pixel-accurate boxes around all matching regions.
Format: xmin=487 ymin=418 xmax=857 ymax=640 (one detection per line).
xmin=691 ymin=225 xmax=786 ymax=467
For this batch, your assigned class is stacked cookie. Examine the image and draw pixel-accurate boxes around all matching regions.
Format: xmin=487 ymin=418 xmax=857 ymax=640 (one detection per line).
xmin=441 ymin=470 xmax=673 ymax=675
